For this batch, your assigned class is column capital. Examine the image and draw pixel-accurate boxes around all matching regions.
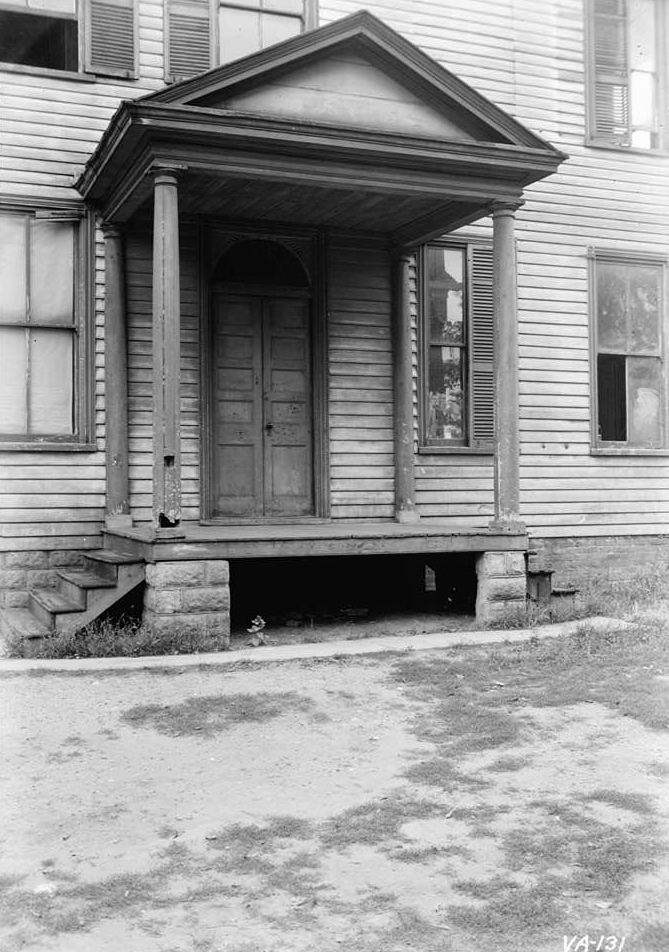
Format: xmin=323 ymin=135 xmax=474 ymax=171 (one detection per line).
xmin=101 ymin=221 xmax=124 ymax=239
xmin=150 ymin=164 xmax=187 ymax=187
xmin=490 ymin=199 xmax=525 ymax=217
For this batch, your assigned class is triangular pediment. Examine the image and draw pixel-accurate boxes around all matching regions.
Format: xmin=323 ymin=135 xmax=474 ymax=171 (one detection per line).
xmin=144 ymin=11 xmax=559 ymax=151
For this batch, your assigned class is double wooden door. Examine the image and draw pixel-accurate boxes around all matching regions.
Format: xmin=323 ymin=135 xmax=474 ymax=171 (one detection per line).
xmin=211 ymin=292 xmax=313 ymax=518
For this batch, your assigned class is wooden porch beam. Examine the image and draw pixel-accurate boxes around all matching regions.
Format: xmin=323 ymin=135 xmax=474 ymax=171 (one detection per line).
xmin=491 ymin=200 xmax=525 ymax=531
xmin=103 ymin=223 xmax=131 ymax=529
xmin=152 ymin=168 xmax=183 ymax=531
xmin=393 ymin=252 xmax=420 ymax=523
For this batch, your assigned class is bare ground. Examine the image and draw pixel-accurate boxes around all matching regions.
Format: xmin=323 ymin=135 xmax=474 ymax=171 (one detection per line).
xmin=1 ymin=628 xmax=669 ymax=952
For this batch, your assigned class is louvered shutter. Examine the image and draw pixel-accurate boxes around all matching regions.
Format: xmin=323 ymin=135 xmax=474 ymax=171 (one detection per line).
xmin=469 ymin=245 xmax=494 ymax=449
xmin=85 ymin=0 xmax=137 ymax=78
xmin=590 ymin=0 xmax=630 ymax=144
xmin=166 ymin=0 xmax=212 ymax=82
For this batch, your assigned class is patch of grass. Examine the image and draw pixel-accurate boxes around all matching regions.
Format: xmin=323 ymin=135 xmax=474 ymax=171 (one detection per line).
xmin=320 ymin=795 xmax=442 ymax=850
xmin=487 ymin=754 xmax=532 ymax=772
xmin=16 ymin=618 xmax=230 ymax=660
xmin=121 ymin=691 xmax=315 ymax=736
xmin=582 ymin=788 xmax=654 ymax=816
xmin=448 ymin=875 xmax=568 ymax=935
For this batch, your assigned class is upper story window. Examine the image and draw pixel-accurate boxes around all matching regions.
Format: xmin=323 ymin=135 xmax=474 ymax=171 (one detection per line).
xmin=0 ymin=0 xmax=137 ymax=79
xmin=592 ymin=251 xmax=666 ymax=451
xmin=166 ymin=0 xmax=317 ymax=82
xmin=586 ymin=0 xmax=668 ymax=150
xmin=0 ymin=207 xmax=93 ymax=449
xmin=419 ymin=241 xmax=494 ymax=453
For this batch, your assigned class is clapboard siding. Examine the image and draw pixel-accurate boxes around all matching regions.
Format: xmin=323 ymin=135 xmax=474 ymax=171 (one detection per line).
xmin=327 ymin=237 xmax=395 ymax=520
xmin=124 ymin=223 xmax=201 ymax=525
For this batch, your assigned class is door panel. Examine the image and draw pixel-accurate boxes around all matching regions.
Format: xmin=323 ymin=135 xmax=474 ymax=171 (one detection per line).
xmin=213 ymin=296 xmax=263 ymax=516
xmin=264 ymin=297 xmax=312 ymax=515
xmin=212 ymin=293 xmax=313 ymax=518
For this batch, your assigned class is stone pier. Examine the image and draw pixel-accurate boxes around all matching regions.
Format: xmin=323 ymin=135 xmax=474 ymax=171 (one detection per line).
xmin=143 ymin=559 xmax=231 ymax=644
xmin=475 ymin=551 xmax=526 ymax=626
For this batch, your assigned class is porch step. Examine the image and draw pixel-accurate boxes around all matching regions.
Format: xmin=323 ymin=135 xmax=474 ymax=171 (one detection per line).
xmin=25 ymin=552 xmax=145 ymax=636
xmin=29 ymin=589 xmax=82 ymax=629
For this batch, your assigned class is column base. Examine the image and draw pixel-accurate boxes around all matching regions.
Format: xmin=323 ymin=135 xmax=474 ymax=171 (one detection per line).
xmin=105 ymin=514 xmax=133 ymax=530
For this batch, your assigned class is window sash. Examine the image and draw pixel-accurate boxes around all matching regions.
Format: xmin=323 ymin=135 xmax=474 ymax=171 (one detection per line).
xmin=419 ymin=241 xmax=494 ymax=452
xmin=592 ymin=253 xmax=666 ymax=449
xmin=0 ymin=209 xmax=90 ymax=445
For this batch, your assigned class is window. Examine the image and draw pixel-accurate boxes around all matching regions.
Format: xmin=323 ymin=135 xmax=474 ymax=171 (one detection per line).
xmin=0 ymin=0 xmax=137 ymax=78
xmin=420 ymin=241 xmax=494 ymax=452
xmin=166 ymin=0 xmax=317 ymax=81
xmin=0 ymin=208 xmax=92 ymax=447
xmin=586 ymin=0 xmax=668 ymax=149
xmin=592 ymin=252 xmax=666 ymax=449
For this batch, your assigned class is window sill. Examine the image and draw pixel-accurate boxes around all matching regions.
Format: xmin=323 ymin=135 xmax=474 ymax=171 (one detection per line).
xmin=0 ymin=441 xmax=98 ymax=453
xmin=0 ymin=62 xmax=96 ymax=82
xmin=418 ymin=445 xmax=493 ymax=456
xmin=591 ymin=446 xmax=669 ymax=457
xmin=584 ymin=138 xmax=668 ymax=157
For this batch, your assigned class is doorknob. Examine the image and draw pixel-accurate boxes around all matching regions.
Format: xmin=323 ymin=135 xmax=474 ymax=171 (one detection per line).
xmin=265 ymin=422 xmax=274 ymax=431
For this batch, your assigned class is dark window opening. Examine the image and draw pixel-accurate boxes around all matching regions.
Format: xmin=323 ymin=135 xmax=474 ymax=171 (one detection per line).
xmin=597 ymin=353 xmax=627 ymax=441
xmin=0 ymin=10 xmax=78 ymax=71
xmin=212 ymin=239 xmax=309 ymax=287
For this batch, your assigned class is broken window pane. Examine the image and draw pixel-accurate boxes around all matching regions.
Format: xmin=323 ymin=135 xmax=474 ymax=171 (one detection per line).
xmin=597 ymin=353 xmax=627 ymax=441
xmin=628 ymin=356 xmax=662 ymax=445
xmin=428 ymin=345 xmax=465 ymax=442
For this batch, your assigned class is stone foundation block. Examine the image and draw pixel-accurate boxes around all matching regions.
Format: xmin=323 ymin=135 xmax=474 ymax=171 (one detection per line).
xmin=143 ymin=610 xmax=230 ymax=641
xmin=0 ymin=570 xmax=27 ymax=590
xmin=475 ymin=550 xmax=527 ymax=627
xmin=5 ymin=552 xmax=49 ymax=569
xmin=204 ymin=561 xmax=230 ymax=585
xmin=142 ymin=558 xmax=231 ymax=647
xmin=476 ymin=551 xmax=525 ymax=579
xmin=4 ymin=591 xmax=31 ymax=608
xmin=179 ymin=586 xmax=231 ymax=613
xmin=145 ymin=561 xmax=207 ymax=588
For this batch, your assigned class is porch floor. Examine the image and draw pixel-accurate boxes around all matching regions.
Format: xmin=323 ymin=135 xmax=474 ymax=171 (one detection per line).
xmin=104 ymin=521 xmax=528 ymax=562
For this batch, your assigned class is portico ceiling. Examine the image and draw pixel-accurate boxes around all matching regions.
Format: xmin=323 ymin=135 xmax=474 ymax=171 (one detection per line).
xmin=76 ymin=11 xmax=566 ymax=245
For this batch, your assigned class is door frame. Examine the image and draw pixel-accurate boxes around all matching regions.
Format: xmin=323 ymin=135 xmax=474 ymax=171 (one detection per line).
xmin=200 ymin=223 xmax=330 ymax=524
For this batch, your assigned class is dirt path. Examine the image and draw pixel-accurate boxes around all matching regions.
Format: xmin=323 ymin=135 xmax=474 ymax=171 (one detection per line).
xmin=1 ymin=636 xmax=669 ymax=951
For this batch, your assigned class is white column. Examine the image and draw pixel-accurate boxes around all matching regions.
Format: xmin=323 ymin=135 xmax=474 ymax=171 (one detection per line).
xmin=491 ymin=200 xmax=524 ymax=530
xmin=152 ymin=168 xmax=182 ymax=531
xmin=393 ymin=252 xmax=420 ymax=523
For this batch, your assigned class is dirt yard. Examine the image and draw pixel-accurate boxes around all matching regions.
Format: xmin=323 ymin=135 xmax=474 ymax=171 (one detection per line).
xmin=1 ymin=626 xmax=669 ymax=952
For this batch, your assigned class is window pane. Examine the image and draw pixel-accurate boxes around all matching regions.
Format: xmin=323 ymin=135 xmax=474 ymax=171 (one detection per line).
xmin=0 ymin=10 xmax=78 ymax=71
xmin=29 ymin=328 xmax=73 ymax=434
xmin=0 ymin=327 xmax=28 ymax=434
xmin=629 ymin=0 xmax=656 ymax=72
xmin=0 ymin=214 xmax=27 ymax=323
xmin=628 ymin=356 xmax=662 ymax=445
xmin=428 ymin=345 xmax=465 ymax=442
xmin=597 ymin=353 xmax=627 ymax=441
xmin=219 ymin=8 xmax=260 ymax=62
xmin=262 ymin=11 xmax=301 ymax=45
xmin=629 ymin=265 xmax=660 ymax=352
xmin=427 ymin=246 xmax=465 ymax=344
xmin=630 ymin=70 xmax=655 ymax=128
xmin=30 ymin=219 xmax=74 ymax=324
xmin=597 ymin=263 xmax=627 ymax=350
